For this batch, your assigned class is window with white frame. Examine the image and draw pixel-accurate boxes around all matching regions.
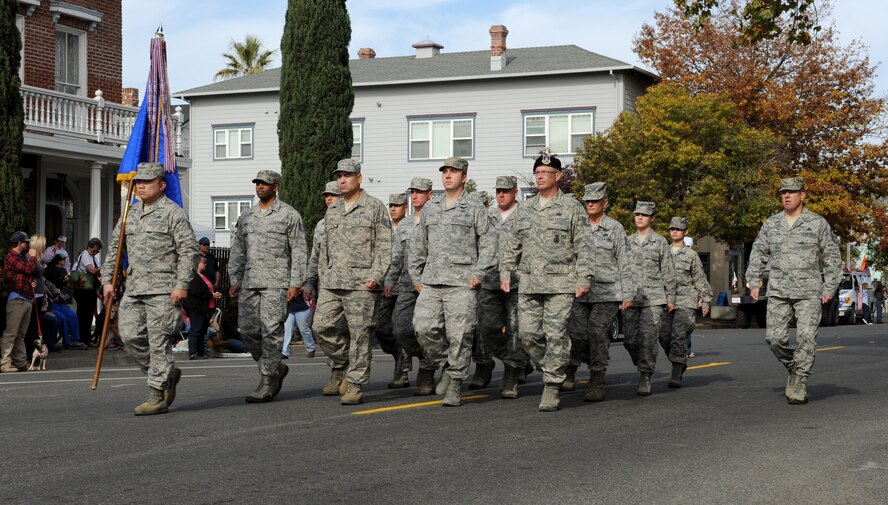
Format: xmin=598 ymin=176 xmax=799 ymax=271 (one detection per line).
xmin=409 ymin=116 xmax=474 ymax=160
xmin=15 ymin=15 xmax=24 ymax=81
xmin=213 ymin=198 xmax=253 ymax=231
xmin=523 ymin=110 xmax=594 ymax=156
xmin=55 ymin=27 xmax=86 ymax=96
xmin=351 ymin=122 xmax=362 ymax=160
xmin=213 ymin=125 xmax=253 ymax=160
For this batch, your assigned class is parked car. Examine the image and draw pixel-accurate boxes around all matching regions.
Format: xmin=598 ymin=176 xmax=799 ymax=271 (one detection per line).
xmin=731 ymin=270 xmax=840 ymax=328
xmin=838 ymin=272 xmax=876 ymax=324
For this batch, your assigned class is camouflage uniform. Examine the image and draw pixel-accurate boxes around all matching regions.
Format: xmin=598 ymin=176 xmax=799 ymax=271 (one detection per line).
xmin=103 ymin=175 xmax=197 ymax=392
xmin=313 ymin=189 xmax=391 ymax=385
xmin=501 ymin=190 xmax=593 ymax=384
xmin=624 ymin=204 xmax=676 ymax=375
xmin=569 ymin=212 xmax=636 ymax=374
xmin=478 ymin=197 xmax=528 ymax=371
xmin=746 ymin=202 xmax=841 ymax=379
xmin=228 ymin=194 xmax=307 ymax=377
xmin=659 ymin=219 xmax=712 ymax=366
xmin=409 ymin=187 xmax=497 ymax=381
xmin=377 ymin=194 xmax=412 ymax=379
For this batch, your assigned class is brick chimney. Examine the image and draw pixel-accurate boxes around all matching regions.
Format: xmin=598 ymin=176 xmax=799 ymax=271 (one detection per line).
xmin=358 ymin=48 xmax=376 ymax=59
xmin=121 ymin=87 xmax=139 ymax=106
xmin=489 ymin=25 xmax=508 ymax=71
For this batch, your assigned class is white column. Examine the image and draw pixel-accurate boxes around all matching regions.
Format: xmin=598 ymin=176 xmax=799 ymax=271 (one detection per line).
xmin=89 ymin=161 xmax=104 ymax=240
xmin=36 ymin=166 xmax=47 ymax=235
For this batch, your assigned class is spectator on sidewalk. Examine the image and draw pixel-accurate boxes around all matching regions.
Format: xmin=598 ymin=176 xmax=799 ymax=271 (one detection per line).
xmin=183 ymin=256 xmax=222 ymax=359
xmin=2 ymin=232 xmax=38 ymax=373
xmin=45 ymin=253 xmax=81 ymax=350
xmin=72 ymin=238 xmax=103 ymax=346
xmin=874 ymin=282 xmax=884 ymax=324
xmin=282 ymin=293 xmax=316 ymax=359
xmin=197 ymin=237 xmax=221 ymax=290
xmin=43 ymin=235 xmax=71 ymax=273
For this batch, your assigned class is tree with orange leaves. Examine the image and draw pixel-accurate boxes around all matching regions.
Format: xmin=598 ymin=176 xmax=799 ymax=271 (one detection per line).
xmin=634 ymin=1 xmax=888 ymax=245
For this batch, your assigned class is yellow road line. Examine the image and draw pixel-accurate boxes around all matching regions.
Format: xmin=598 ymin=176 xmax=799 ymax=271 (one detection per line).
xmin=687 ymin=361 xmax=732 ymax=370
xmin=352 ymin=394 xmax=489 ymax=415
xmin=816 ymin=346 xmax=846 ymax=351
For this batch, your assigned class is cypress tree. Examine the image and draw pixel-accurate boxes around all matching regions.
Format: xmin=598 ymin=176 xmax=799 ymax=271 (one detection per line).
xmin=278 ymin=0 xmax=354 ymax=242
xmin=0 ymin=0 xmax=27 ymax=244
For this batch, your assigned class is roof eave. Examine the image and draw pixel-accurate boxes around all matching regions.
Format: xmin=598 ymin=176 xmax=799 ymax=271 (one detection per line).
xmin=173 ymin=65 xmax=658 ymax=99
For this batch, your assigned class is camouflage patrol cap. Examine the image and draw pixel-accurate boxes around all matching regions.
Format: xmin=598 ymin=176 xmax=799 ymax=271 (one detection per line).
xmin=334 ymin=158 xmax=361 ymax=174
xmin=408 ymin=177 xmax=433 ymax=191
xmin=582 ymin=182 xmax=607 ymax=201
xmin=133 ymin=162 xmax=165 ymax=181
xmin=634 ymin=201 xmax=656 ymax=216
xmin=252 ymin=170 xmax=281 ymax=184
xmin=322 ymin=181 xmax=341 ymax=196
xmin=779 ymin=177 xmax=804 ymax=192
xmin=669 ymin=217 xmax=689 ymax=230
xmin=439 ymin=157 xmax=468 ymax=172
xmin=495 ymin=176 xmax=518 ymax=190
xmin=389 ymin=193 xmax=408 ymax=206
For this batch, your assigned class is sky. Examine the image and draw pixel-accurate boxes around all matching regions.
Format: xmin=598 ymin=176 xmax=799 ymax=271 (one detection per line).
xmin=121 ymin=0 xmax=888 ymax=98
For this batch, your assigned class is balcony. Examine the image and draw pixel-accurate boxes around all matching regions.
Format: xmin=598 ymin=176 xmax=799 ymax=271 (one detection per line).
xmin=21 ymin=85 xmax=140 ymax=145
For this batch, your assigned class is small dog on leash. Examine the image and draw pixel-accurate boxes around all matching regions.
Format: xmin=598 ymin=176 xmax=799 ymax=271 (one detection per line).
xmin=28 ymin=335 xmax=48 ymax=371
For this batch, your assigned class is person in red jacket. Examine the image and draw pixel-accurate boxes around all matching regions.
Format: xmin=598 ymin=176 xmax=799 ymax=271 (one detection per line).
xmin=2 ymin=231 xmax=38 ymax=373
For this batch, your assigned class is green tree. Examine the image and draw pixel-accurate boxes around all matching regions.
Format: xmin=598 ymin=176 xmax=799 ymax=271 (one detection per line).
xmin=0 ymin=0 xmax=27 ymax=254
xmin=675 ymin=0 xmax=820 ymax=44
xmin=278 ymin=0 xmax=354 ymax=241
xmin=214 ymin=34 xmax=278 ymax=81
xmin=574 ymin=83 xmax=778 ymax=243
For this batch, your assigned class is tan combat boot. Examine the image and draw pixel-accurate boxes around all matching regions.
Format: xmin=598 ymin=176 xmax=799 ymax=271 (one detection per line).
xmin=322 ymin=369 xmax=345 ymax=396
xmin=246 ymin=375 xmax=274 ymax=403
xmin=584 ymin=371 xmax=606 ymax=402
xmin=442 ymin=378 xmax=463 ymax=407
xmin=271 ymin=363 xmax=289 ymax=398
xmin=468 ymin=362 xmax=494 ymax=390
xmin=388 ymin=370 xmax=410 ymax=389
xmin=134 ymin=387 xmax=168 ymax=416
xmin=435 ymin=371 xmax=452 ymax=395
xmin=500 ymin=365 xmax=520 ymax=399
xmin=538 ymin=383 xmax=560 ymax=412
xmin=414 ymin=368 xmax=436 ymax=396
xmin=637 ymin=372 xmax=652 ymax=396
xmin=787 ymin=375 xmax=808 ymax=405
xmin=785 ymin=372 xmax=798 ymax=399
xmin=341 ymin=383 xmax=363 ymax=405
xmin=668 ymin=362 xmax=686 ymax=389
xmin=560 ymin=364 xmax=578 ymax=391
xmin=164 ymin=366 xmax=182 ymax=407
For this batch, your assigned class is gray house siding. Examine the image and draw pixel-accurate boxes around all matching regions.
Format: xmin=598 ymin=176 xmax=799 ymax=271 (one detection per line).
xmin=185 ymin=71 xmax=652 ymax=247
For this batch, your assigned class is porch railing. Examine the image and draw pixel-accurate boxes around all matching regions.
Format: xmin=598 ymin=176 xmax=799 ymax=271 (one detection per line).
xmin=21 ymin=85 xmax=140 ymax=144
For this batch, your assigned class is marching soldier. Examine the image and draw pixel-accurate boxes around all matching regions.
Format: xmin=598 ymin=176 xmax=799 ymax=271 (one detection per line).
xmin=566 ymin=182 xmax=636 ymax=402
xmin=409 ymin=157 xmax=497 ymax=407
xmin=624 ymin=201 xmax=676 ymax=396
xmin=228 ymin=169 xmax=307 ymax=403
xmin=746 ymin=177 xmax=841 ymax=404
xmin=102 ymin=163 xmax=198 ymax=415
xmin=658 ymin=217 xmax=712 ymax=388
xmin=389 ymin=178 xmax=438 ymax=395
xmin=475 ymin=176 xmax=530 ymax=398
xmin=501 ymin=150 xmax=593 ymax=411
xmin=377 ymin=193 xmax=413 ymax=388
xmin=313 ymin=159 xmax=391 ymax=405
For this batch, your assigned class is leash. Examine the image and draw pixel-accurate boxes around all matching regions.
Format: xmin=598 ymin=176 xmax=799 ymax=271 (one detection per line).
xmin=32 ymin=296 xmax=43 ymax=338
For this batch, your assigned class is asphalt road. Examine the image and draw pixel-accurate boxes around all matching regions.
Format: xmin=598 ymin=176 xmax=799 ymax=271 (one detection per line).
xmin=2 ymin=324 xmax=887 ymax=505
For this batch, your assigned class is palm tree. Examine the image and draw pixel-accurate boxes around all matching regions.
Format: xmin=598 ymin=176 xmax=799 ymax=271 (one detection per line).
xmin=214 ymin=35 xmax=278 ymax=81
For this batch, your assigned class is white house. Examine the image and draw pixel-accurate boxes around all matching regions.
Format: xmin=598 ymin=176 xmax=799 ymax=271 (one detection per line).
xmin=175 ymin=25 xmax=657 ymax=247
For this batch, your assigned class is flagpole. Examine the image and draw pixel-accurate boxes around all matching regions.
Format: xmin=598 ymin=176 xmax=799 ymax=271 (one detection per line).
xmin=91 ymin=181 xmax=135 ymax=390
